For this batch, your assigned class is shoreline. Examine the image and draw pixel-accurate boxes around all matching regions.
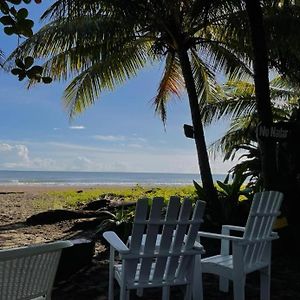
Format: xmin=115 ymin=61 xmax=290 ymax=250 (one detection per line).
xmin=0 ymin=184 xmax=131 ymax=193
xmin=0 ymin=183 xmax=194 ymax=193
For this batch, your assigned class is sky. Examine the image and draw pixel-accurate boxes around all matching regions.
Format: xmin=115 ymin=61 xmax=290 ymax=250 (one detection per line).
xmin=0 ymin=1 xmax=238 ymax=174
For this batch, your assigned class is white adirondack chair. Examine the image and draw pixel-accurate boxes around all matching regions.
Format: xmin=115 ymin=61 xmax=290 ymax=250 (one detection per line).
xmin=197 ymin=190 xmax=283 ymax=300
xmin=0 ymin=240 xmax=72 ymax=300
xmin=103 ymin=196 xmax=206 ymax=300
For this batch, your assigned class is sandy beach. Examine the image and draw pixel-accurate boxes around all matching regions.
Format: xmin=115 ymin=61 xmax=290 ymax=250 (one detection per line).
xmin=0 ymin=184 xmax=105 ymax=249
xmin=0 ymin=184 xmax=121 ymax=193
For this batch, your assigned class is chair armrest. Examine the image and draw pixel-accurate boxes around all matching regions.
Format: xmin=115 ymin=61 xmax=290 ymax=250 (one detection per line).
xmin=193 ymin=240 xmax=205 ymax=254
xmin=222 ymin=225 xmax=245 ymax=233
xmin=103 ymin=231 xmax=130 ymax=254
xmin=197 ymin=231 xmax=244 ymax=241
xmin=271 ymin=231 xmax=279 ymax=239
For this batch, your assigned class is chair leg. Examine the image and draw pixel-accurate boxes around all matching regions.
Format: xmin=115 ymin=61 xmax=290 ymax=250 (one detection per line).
xmin=162 ymin=286 xmax=170 ymax=300
xmin=219 ymin=276 xmax=229 ymax=292
xmin=193 ymin=255 xmax=203 ymax=300
xmin=108 ymin=248 xmax=115 ymax=300
xmin=233 ymin=276 xmax=245 ymax=300
xmin=120 ymin=284 xmax=129 ymax=300
xmin=108 ymin=277 xmax=114 ymax=300
xmin=136 ymin=288 xmax=143 ymax=297
xmin=260 ymin=266 xmax=271 ymax=300
xmin=184 ymin=284 xmax=192 ymax=300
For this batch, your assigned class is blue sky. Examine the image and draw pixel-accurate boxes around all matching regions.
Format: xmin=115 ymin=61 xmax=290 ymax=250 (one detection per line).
xmin=0 ymin=1 xmax=236 ymax=174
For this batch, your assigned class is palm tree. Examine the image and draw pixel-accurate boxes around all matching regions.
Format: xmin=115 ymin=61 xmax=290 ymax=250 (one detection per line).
xmin=243 ymin=0 xmax=279 ymax=190
xmin=10 ymin=0 xmax=251 ymax=204
xmin=201 ymin=77 xmax=300 ymax=192
xmin=243 ymin=0 xmax=300 ymax=189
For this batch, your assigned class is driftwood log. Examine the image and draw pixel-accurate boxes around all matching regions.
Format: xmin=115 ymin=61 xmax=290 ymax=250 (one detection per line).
xmin=26 ymin=209 xmax=108 ymax=225
xmin=26 ymin=199 xmax=137 ymax=226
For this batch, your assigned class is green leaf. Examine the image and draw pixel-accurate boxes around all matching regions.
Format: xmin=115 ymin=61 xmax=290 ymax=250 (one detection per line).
xmin=10 ymin=7 xmax=17 ymax=16
xmin=21 ymin=18 xmax=34 ymax=29
xmin=193 ymin=180 xmax=206 ymax=200
xmin=24 ymin=56 xmax=34 ymax=68
xmin=15 ymin=58 xmax=25 ymax=69
xmin=216 ymin=180 xmax=230 ymax=194
xmin=8 ymin=0 xmax=22 ymax=4
xmin=0 ymin=15 xmax=15 ymax=26
xmin=0 ymin=2 xmax=10 ymax=14
xmin=42 ymin=77 xmax=52 ymax=84
xmin=26 ymin=71 xmax=39 ymax=79
xmin=16 ymin=8 xmax=28 ymax=19
xmin=18 ymin=73 xmax=26 ymax=81
xmin=4 ymin=26 xmax=15 ymax=35
xmin=28 ymin=65 xmax=43 ymax=74
xmin=224 ymin=174 xmax=230 ymax=184
xmin=19 ymin=26 xmax=33 ymax=37
xmin=11 ymin=68 xmax=21 ymax=75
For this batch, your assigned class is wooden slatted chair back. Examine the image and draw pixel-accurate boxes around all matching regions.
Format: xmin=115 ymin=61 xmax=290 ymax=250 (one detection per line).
xmin=242 ymin=191 xmax=283 ymax=271
xmin=126 ymin=196 xmax=205 ymax=287
xmin=0 ymin=241 xmax=72 ymax=300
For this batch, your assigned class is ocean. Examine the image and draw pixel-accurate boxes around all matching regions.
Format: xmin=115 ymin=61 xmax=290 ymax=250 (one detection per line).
xmin=0 ymin=170 xmax=225 ymax=187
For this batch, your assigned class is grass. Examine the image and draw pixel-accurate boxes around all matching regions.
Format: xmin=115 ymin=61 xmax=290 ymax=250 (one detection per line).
xmin=34 ymin=185 xmax=197 ymax=210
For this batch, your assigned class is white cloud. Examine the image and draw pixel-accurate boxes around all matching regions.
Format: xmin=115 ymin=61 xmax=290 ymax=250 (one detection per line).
xmin=47 ymin=142 xmax=123 ymax=153
xmin=93 ymin=135 xmax=126 ymax=142
xmin=128 ymin=143 xmax=143 ymax=148
xmin=0 ymin=143 xmax=13 ymax=151
xmin=0 ymin=140 xmax=240 ymax=174
xmin=0 ymin=142 xmax=57 ymax=170
xmin=132 ymin=137 xmax=147 ymax=143
xmin=93 ymin=135 xmax=147 ymax=149
xmin=69 ymin=126 xmax=85 ymax=130
xmin=15 ymin=145 xmax=30 ymax=162
xmin=77 ymin=156 xmax=92 ymax=164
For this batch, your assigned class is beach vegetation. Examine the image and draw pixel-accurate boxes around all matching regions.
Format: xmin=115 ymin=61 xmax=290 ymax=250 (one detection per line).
xmin=96 ymin=206 xmax=136 ymax=242
xmin=194 ymin=171 xmax=252 ymax=226
xmin=34 ymin=185 xmax=197 ymax=210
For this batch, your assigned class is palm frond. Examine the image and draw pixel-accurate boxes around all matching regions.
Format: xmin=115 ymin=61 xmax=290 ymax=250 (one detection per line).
xmin=64 ymin=41 xmax=150 ymax=118
xmin=208 ymin=114 xmax=257 ymax=159
xmin=0 ymin=50 xmax=4 ymax=68
xmin=265 ymin=3 xmax=300 ymax=82
xmin=201 ymin=80 xmax=257 ymax=125
xmin=41 ymin=0 xmax=101 ymax=20
xmin=200 ymin=41 xmax=252 ymax=81
xmin=153 ymin=52 xmax=185 ymax=123
xmin=9 ymin=15 xmax=133 ymax=62
xmin=190 ymin=49 xmax=222 ymax=109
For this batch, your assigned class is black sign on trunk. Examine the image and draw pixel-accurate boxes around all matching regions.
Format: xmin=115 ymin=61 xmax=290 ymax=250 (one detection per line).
xmin=256 ymin=122 xmax=290 ymax=141
xmin=183 ymin=124 xmax=194 ymax=139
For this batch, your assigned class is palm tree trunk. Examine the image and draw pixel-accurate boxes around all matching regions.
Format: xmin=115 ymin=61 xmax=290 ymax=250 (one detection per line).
xmin=177 ymin=48 xmax=218 ymax=204
xmin=244 ymin=0 xmax=278 ymax=190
